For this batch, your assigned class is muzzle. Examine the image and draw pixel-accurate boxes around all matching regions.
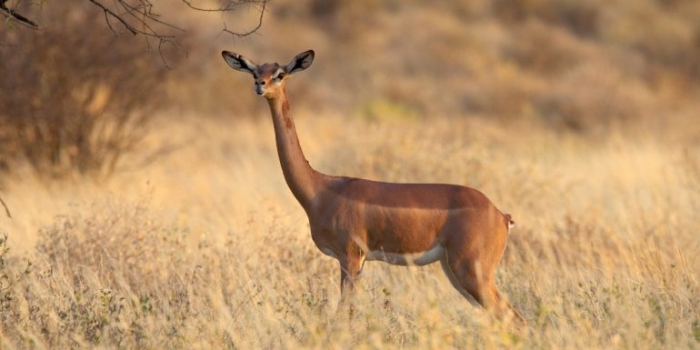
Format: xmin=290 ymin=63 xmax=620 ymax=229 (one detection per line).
xmin=255 ymin=84 xmax=265 ymax=96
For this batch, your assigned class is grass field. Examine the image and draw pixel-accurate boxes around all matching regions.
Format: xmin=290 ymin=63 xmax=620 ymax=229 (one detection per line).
xmin=1 ymin=114 xmax=698 ymax=349
xmin=1 ymin=0 xmax=700 ymax=348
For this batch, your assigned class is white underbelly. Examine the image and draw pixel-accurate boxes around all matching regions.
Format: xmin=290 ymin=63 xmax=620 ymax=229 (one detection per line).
xmin=366 ymin=244 xmax=445 ymax=266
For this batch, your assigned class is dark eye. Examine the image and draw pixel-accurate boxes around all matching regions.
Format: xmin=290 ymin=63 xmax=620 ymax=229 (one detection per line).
xmin=276 ymin=73 xmax=285 ymax=80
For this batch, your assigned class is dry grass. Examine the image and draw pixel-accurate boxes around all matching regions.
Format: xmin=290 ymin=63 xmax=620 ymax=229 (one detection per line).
xmin=2 ymin=0 xmax=700 ymax=348
xmin=1 ymin=115 xmax=698 ymax=349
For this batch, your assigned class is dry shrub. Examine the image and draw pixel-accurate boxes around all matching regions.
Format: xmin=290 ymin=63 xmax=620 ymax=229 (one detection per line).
xmin=505 ymin=21 xmax=590 ymax=76
xmin=0 ymin=232 xmax=31 ymax=328
xmin=492 ymin=0 xmax=601 ymax=37
xmin=0 ymin=199 xmax=222 ymax=348
xmin=36 ymin=200 xmax=190 ymax=290
xmin=25 ymin=200 xmax=190 ymax=347
xmin=0 ymin=116 xmax=699 ymax=348
xmin=0 ymin=2 xmax=178 ymax=179
xmin=180 ymin=0 xmax=700 ymax=138
xmin=308 ymin=0 xmax=387 ymax=43
xmin=594 ymin=0 xmax=700 ymax=88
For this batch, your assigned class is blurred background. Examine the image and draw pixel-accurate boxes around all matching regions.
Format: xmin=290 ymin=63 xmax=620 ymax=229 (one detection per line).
xmin=2 ymin=0 xmax=699 ymax=180
xmin=0 ymin=1 xmax=699 ymax=348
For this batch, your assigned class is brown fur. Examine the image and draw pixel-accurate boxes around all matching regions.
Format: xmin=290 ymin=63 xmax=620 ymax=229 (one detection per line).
xmin=221 ymin=50 xmax=524 ymax=323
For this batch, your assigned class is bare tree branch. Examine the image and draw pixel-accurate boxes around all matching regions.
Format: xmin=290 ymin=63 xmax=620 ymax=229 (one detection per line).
xmin=223 ymin=1 xmax=266 ymax=38
xmin=2 ymin=0 xmax=269 ymax=67
xmin=87 ymin=0 xmax=138 ymax=35
xmin=85 ymin=0 xmax=268 ymax=39
xmin=0 ymin=0 xmax=38 ymax=29
xmin=117 ymin=0 xmax=185 ymax=34
xmin=3 ymin=0 xmax=269 ymax=39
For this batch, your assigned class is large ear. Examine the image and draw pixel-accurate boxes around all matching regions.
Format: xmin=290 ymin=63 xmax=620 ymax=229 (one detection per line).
xmin=222 ymin=51 xmax=258 ymax=74
xmin=286 ymin=50 xmax=315 ymax=74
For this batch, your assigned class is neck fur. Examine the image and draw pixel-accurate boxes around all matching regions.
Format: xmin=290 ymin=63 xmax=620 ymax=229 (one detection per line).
xmin=266 ymin=88 xmax=323 ymax=208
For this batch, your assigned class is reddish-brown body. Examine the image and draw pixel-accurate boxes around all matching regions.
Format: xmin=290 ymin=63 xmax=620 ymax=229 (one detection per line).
xmin=222 ymin=50 xmax=523 ymax=322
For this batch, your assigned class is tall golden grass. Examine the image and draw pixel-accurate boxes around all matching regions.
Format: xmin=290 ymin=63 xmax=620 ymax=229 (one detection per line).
xmin=1 ymin=115 xmax=698 ymax=348
xmin=1 ymin=0 xmax=700 ymax=348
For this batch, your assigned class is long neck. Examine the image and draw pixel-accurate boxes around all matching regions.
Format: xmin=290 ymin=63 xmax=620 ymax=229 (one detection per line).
xmin=266 ymin=88 xmax=323 ymax=209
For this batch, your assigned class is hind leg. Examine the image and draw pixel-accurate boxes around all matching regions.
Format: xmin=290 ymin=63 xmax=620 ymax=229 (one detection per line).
xmin=441 ymin=249 xmax=523 ymax=323
xmin=440 ymin=252 xmax=497 ymax=309
xmin=439 ymin=256 xmax=480 ymax=307
xmin=491 ymin=287 xmax=526 ymax=323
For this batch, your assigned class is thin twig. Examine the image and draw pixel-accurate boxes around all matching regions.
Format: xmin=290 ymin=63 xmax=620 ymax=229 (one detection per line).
xmin=222 ymin=0 xmax=266 ymax=37
xmin=157 ymin=38 xmax=186 ymax=70
xmin=182 ymin=0 xmax=236 ymax=12
xmin=0 ymin=195 xmax=11 ymax=219
xmin=102 ymin=7 xmax=118 ymax=35
xmin=118 ymin=0 xmax=185 ymax=33
xmin=87 ymin=0 xmax=138 ymax=35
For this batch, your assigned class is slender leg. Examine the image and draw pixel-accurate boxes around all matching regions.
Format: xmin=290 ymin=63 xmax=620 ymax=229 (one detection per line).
xmin=491 ymin=287 xmax=526 ymax=324
xmin=440 ymin=255 xmax=480 ymax=307
xmin=444 ymin=254 xmax=491 ymax=307
xmin=337 ymin=250 xmax=365 ymax=316
xmin=442 ymin=252 xmax=525 ymax=324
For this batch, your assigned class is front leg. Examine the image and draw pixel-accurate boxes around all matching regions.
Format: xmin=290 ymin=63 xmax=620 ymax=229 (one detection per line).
xmin=339 ymin=254 xmax=364 ymax=296
xmin=337 ymin=243 xmax=365 ymax=315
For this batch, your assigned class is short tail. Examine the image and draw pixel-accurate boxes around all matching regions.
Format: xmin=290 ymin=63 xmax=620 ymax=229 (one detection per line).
xmin=504 ymin=213 xmax=515 ymax=230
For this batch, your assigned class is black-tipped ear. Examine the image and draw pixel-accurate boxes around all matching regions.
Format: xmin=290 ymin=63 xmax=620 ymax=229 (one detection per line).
xmin=286 ymin=50 xmax=315 ymax=74
xmin=222 ymin=51 xmax=258 ymax=74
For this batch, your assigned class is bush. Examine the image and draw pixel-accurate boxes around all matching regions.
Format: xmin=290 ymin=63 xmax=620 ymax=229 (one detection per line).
xmin=0 ymin=3 xmax=179 ymax=178
xmin=1 ymin=200 xmax=200 ymax=348
xmin=491 ymin=0 xmax=601 ymax=38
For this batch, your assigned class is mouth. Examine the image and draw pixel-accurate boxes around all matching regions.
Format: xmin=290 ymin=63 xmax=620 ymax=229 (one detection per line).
xmin=255 ymin=85 xmax=265 ymax=96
